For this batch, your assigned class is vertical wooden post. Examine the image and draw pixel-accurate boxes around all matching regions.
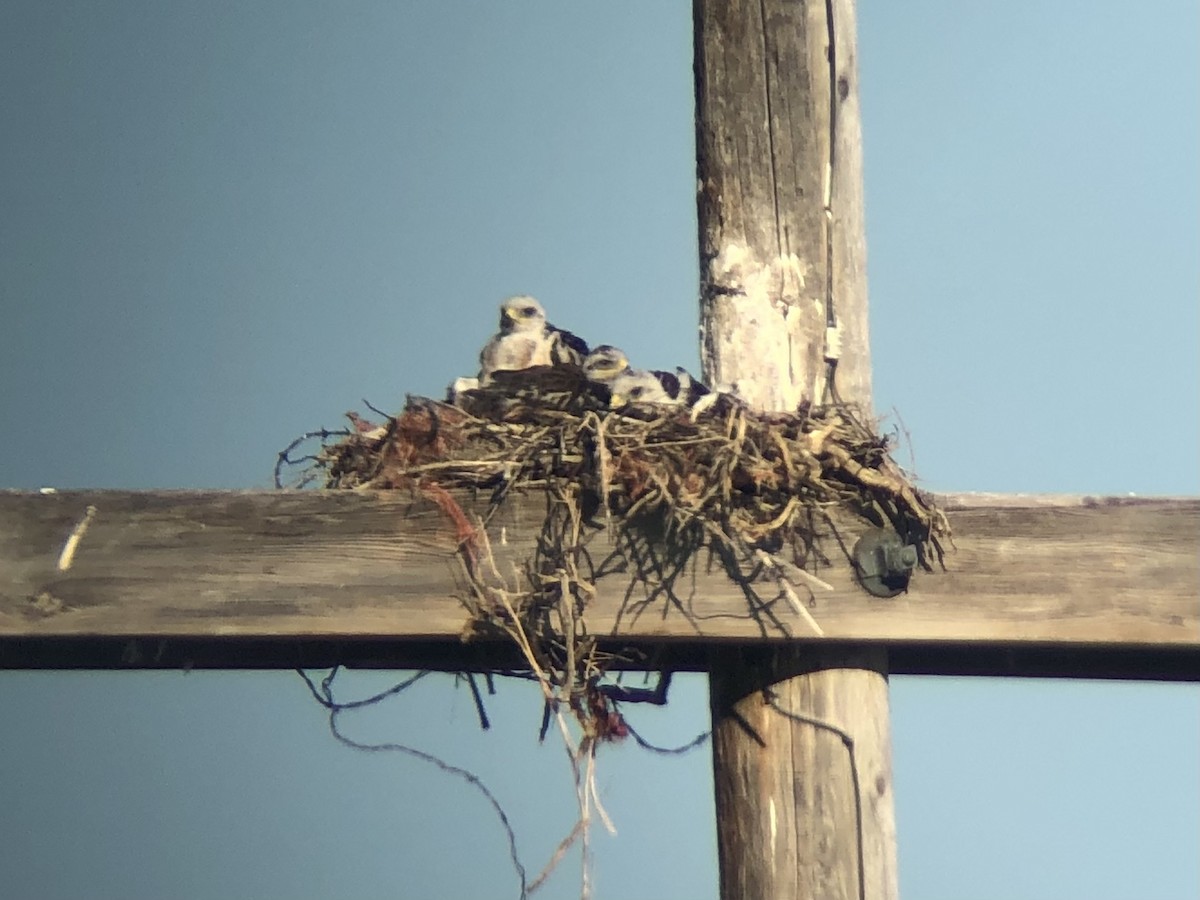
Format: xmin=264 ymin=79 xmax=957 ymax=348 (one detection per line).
xmin=694 ymin=1 xmax=898 ymax=898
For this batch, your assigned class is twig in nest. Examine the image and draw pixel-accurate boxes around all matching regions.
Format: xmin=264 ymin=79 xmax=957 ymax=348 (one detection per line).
xmin=754 ymin=549 xmax=826 ymax=636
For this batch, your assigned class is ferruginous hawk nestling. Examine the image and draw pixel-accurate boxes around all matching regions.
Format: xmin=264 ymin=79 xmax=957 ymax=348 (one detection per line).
xmin=582 ymin=345 xmax=631 ymax=386
xmin=608 ymin=366 xmax=712 ymax=408
xmin=478 ymin=295 xmax=589 ymax=385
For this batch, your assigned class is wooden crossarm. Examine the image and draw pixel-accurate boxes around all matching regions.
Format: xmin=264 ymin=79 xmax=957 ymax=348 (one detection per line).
xmin=1 ymin=490 xmax=1195 ymax=678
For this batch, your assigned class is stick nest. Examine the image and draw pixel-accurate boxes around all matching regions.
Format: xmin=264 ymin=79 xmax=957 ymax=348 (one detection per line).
xmin=277 ymin=365 xmax=949 ymax=742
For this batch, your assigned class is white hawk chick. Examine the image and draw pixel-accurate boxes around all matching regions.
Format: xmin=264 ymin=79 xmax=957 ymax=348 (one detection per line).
xmin=609 ymin=365 xmax=722 ymax=420
xmin=478 ymin=295 xmax=589 ymax=385
xmin=608 ymin=368 xmax=685 ymax=407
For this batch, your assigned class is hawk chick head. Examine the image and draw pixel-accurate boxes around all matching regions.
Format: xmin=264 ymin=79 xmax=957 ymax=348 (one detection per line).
xmin=582 ymin=345 xmax=630 ymax=385
xmin=498 ymin=295 xmax=547 ymax=335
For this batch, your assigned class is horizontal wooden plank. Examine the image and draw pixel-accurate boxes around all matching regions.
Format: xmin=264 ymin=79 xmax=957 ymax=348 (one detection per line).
xmin=0 ymin=490 xmax=1197 ymax=678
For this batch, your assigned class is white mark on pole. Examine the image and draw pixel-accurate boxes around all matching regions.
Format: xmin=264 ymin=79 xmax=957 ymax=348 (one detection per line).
xmin=706 ymin=240 xmax=828 ymax=411
xmin=712 ymin=241 xmax=754 ymax=288
xmin=768 ymin=797 xmax=778 ymax=861
xmin=777 ymin=252 xmax=806 ymax=298
xmin=57 ymin=505 xmax=97 ymax=572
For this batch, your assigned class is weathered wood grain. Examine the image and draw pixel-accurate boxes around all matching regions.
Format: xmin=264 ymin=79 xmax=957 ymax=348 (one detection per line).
xmin=3 ymin=490 xmax=1195 ymax=646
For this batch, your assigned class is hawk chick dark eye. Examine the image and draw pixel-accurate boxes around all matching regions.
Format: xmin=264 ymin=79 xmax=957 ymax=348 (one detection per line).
xmin=521 ymin=307 xmax=537 ymax=317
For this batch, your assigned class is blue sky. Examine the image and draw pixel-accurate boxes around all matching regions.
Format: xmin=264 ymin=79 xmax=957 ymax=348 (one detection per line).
xmin=1 ymin=2 xmax=1197 ymax=898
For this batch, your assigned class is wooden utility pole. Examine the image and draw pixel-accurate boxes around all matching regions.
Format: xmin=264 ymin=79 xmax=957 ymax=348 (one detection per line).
xmin=695 ymin=1 xmax=893 ymax=897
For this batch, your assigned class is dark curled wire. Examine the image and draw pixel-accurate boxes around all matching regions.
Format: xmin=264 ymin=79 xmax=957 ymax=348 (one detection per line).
xmin=274 ymin=427 xmax=351 ymax=489
xmin=624 ymin=721 xmax=711 ymax=755
xmin=599 ymin=673 xmax=711 ymax=754
xmin=765 ymin=691 xmax=866 ymax=900
xmin=296 ymin=666 xmax=430 ymax=711
xmin=296 ymin=668 xmax=528 ymax=900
